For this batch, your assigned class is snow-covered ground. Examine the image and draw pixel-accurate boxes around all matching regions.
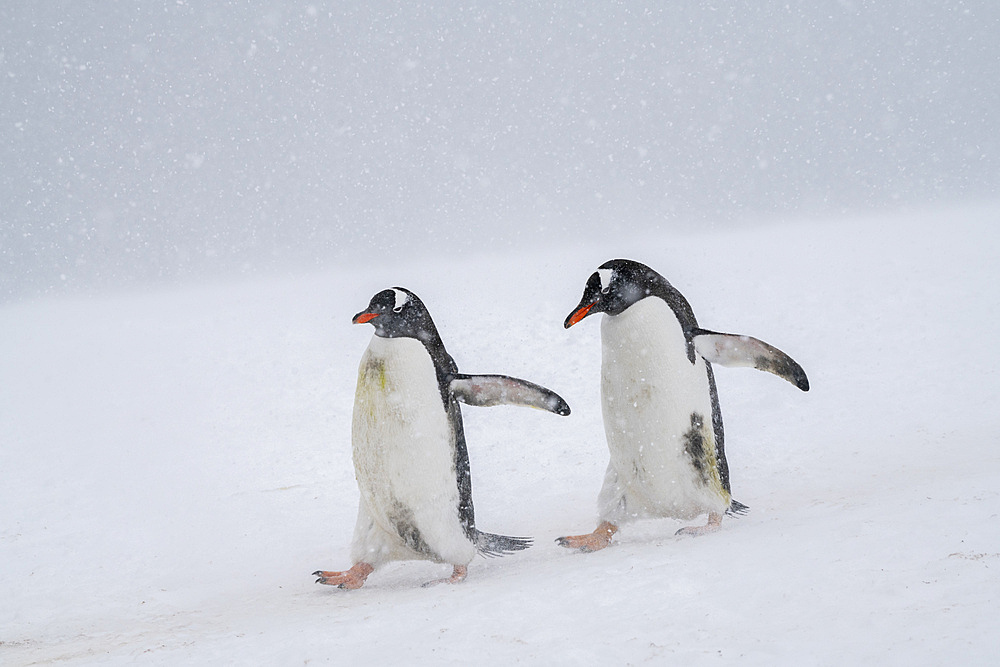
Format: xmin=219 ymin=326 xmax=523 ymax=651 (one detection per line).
xmin=2 ymin=206 xmax=998 ymax=665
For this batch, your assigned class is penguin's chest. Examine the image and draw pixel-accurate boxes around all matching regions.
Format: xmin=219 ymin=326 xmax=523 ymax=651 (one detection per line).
xmin=352 ymin=336 xmax=460 ymax=535
xmin=600 ymin=299 xmax=724 ymax=511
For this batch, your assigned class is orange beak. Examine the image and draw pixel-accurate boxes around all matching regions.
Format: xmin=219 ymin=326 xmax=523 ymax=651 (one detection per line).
xmin=564 ymin=301 xmax=595 ymax=328
xmin=353 ymin=312 xmax=379 ymax=324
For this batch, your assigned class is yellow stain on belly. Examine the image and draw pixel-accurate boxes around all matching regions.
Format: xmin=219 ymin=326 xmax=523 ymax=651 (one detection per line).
xmin=356 ymin=358 xmax=390 ymax=419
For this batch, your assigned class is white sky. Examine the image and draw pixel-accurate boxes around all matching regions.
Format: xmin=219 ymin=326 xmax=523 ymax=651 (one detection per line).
xmin=2 ymin=2 xmax=998 ymax=300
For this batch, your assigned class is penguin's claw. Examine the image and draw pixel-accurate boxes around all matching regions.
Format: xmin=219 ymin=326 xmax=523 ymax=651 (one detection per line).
xmin=421 ymin=564 xmax=468 ymax=587
xmin=313 ymin=562 xmax=374 ymax=589
xmin=556 ymin=521 xmax=618 ymax=553
xmin=555 ymin=534 xmax=610 ymax=552
xmin=675 ymin=512 xmax=723 ymax=537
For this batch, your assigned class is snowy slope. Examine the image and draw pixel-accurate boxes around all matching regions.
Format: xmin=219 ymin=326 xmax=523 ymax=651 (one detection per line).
xmin=2 ymin=207 xmax=999 ymax=665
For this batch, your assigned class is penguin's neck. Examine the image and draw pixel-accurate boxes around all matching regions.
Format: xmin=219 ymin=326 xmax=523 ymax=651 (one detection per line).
xmin=601 ymin=297 xmax=688 ymax=367
xmin=358 ymin=336 xmax=440 ymax=404
xmin=600 ymin=297 xmax=707 ymax=413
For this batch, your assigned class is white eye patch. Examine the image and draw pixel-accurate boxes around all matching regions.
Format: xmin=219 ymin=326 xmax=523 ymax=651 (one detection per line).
xmin=598 ymin=268 xmax=615 ymax=293
xmin=391 ymin=288 xmax=410 ymax=312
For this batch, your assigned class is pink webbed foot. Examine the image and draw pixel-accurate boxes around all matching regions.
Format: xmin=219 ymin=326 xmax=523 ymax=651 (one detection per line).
xmin=313 ymin=562 xmax=374 ymax=589
xmin=556 ymin=521 xmax=618 ymax=553
xmin=675 ymin=511 xmax=723 ymax=537
xmin=421 ymin=564 xmax=468 ymax=588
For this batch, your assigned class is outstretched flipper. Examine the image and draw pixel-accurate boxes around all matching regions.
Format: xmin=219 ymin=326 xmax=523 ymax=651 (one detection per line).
xmin=693 ymin=330 xmax=809 ymax=391
xmin=450 ymin=374 xmax=572 ymax=415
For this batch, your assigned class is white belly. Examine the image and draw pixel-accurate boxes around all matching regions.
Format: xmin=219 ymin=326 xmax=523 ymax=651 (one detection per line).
xmin=598 ymin=298 xmax=729 ymax=522
xmin=350 ymin=335 xmax=475 ymax=565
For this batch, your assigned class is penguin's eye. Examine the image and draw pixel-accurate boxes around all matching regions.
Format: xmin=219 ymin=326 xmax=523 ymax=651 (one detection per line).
xmin=392 ymin=304 xmax=404 ymax=313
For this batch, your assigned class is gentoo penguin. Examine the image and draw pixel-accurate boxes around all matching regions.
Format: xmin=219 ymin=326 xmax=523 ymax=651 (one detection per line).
xmin=314 ymin=287 xmax=571 ymax=588
xmin=556 ymin=259 xmax=808 ymax=552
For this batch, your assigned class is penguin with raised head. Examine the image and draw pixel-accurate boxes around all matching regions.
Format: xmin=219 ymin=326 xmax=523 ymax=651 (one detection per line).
xmin=557 ymin=260 xmax=809 ymax=552
xmin=314 ymin=287 xmax=571 ymax=588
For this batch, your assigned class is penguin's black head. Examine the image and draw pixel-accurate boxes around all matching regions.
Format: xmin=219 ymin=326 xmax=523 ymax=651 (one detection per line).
xmin=564 ymin=259 xmax=664 ymax=327
xmin=353 ymin=287 xmax=440 ymax=343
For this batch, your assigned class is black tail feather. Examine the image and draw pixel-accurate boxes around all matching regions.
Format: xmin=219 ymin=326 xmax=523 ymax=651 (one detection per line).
xmin=475 ymin=530 xmax=533 ymax=557
xmin=727 ymin=499 xmax=750 ymax=516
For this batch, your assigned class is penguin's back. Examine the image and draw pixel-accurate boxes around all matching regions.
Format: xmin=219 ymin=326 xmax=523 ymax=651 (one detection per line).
xmin=352 ymin=335 xmax=476 ymax=564
xmin=599 ymin=297 xmax=730 ymax=520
